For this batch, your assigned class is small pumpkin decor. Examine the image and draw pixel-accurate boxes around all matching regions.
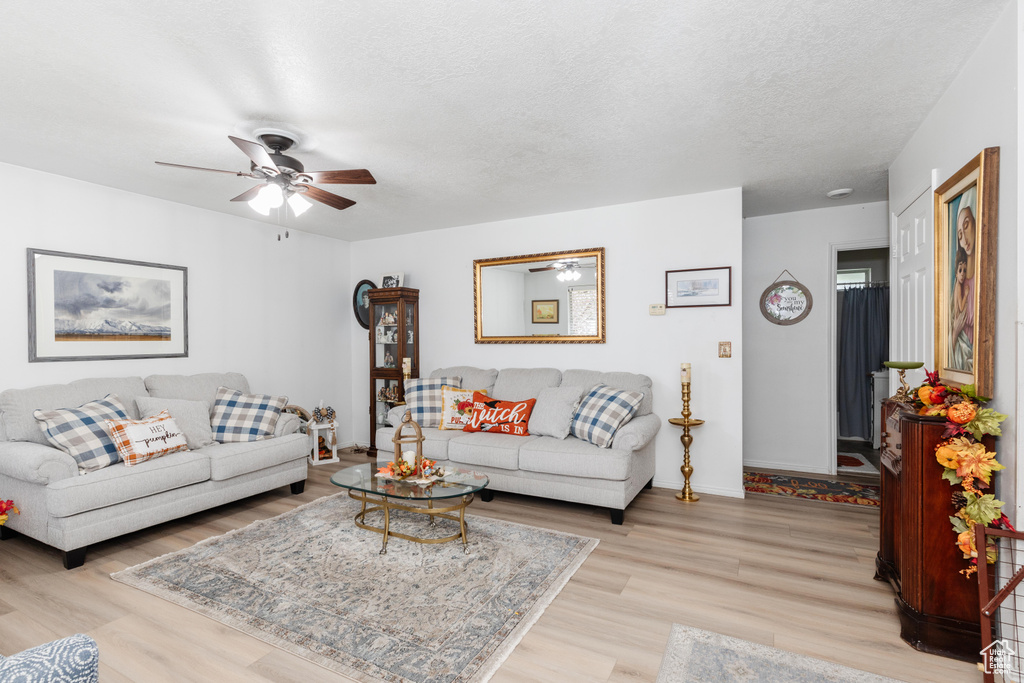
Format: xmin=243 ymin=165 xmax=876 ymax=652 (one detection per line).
xmin=914 ymin=369 xmax=1013 ymax=577
xmin=378 ymin=411 xmax=438 ymax=481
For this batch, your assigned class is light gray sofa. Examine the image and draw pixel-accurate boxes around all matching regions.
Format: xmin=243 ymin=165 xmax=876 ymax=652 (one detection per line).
xmin=376 ymin=366 xmax=660 ymax=524
xmin=0 ymin=372 xmax=308 ymax=569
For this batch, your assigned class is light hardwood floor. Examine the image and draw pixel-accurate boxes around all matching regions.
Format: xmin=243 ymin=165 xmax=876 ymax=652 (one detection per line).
xmin=0 ymin=448 xmax=977 ymax=682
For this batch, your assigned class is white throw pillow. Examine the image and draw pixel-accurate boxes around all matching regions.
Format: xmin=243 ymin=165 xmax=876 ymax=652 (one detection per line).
xmin=136 ymin=396 xmax=215 ymax=450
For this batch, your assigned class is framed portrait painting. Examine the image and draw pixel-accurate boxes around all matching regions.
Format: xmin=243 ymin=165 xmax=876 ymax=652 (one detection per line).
xmin=934 ymin=147 xmax=999 ymax=397
xmin=352 ymin=279 xmax=375 ymax=330
xmin=28 ymin=249 xmax=188 ymax=362
xmin=531 ymin=300 xmax=559 ymax=324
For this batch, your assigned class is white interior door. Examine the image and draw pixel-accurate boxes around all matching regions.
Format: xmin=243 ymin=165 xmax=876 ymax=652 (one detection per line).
xmin=892 ymin=188 xmax=933 ymax=389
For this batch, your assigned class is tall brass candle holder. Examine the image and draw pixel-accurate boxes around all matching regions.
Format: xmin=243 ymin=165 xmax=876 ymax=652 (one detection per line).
xmin=668 ymin=381 xmax=703 ymax=503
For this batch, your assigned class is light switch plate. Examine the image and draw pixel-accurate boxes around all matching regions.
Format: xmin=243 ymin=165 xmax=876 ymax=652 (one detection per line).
xmin=718 ymin=341 xmax=732 ymax=358
xmin=649 ymin=303 xmax=666 ymax=316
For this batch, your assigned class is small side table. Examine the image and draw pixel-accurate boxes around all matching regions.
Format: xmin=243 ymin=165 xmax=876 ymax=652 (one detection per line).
xmin=308 ymin=420 xmax=339 ymax=465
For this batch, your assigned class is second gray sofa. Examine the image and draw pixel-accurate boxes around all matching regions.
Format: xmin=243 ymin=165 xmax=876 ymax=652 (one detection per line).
xmin=376 ymin=366 xmax=660 ymax=524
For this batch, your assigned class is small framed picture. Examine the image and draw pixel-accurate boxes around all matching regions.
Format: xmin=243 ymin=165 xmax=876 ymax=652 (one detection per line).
xmin=381 ymin=272 xmax=404 ymax=288
xmin=666 ymin=266 xmax=732 ymax=308
xmin=532 ymin=300 xmax=559 ymax=324
xmin=352 ymin=279 xmax=375 ymax=330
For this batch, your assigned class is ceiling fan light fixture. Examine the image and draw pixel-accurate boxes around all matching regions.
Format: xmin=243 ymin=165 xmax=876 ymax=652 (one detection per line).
xmin=287 ymin=191 xmax=312 ymax=217
xmin=248 ymin=192 xmax=271 ymax=215
xmin=259 ymin=183 xmax=284 ymax=208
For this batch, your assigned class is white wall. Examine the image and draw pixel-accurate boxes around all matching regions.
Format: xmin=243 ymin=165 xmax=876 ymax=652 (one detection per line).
xmin=351 ymin=189 xmax=746 ymax=497
xmin=742 ymin=202 xmax=889 ymax=473
xmin=888 ymin=0 xmax=1018 ymax=515
xmin=0 ymin=162 xmax=354 ymax=444
xmin=480 ymin=268 xmax=525 ymax=335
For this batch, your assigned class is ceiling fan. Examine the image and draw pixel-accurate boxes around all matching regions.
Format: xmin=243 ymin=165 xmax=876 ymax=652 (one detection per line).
xmin=529 ymin=260 xmax=582 ymax=281
xmin=155 ymin=134 xmax=375 ymax=216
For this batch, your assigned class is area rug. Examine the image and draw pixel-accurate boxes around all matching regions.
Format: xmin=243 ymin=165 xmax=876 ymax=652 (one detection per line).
xmin=838 ymin=451 xmax=880 ymax=476
xmin=656 ymin=624 xmax=902 ymax=682
xmin=111 ymin=493 xmax=598 ymax=683
xmin=743 ymin=472 xmax=880 ymax=507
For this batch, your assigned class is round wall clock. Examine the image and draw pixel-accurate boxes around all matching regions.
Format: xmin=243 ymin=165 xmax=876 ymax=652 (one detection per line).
xmin=353 ymin=280 xmax=376 ymax=330
xmin=759 ymin=279 xmax=813 ymax=325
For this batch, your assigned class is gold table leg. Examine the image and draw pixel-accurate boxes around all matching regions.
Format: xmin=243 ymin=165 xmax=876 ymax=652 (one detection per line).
xmin=668 ymin=382 xmax=704 ymax=503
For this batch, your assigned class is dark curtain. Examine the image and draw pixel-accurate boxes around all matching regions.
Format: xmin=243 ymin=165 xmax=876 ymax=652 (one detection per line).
xmin=838 ymin=285 xmax=889 ymax=439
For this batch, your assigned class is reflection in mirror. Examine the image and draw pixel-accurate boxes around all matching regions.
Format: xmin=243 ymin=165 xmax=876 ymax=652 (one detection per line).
xmin=474 ymin=247 xmax=605 ymax=344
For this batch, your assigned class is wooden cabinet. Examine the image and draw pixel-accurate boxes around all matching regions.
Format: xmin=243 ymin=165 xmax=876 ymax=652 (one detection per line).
xmin=876 ymin=400 xmax=991 ymax=662
xmin=367 ymin=288 xmax=419 ymax=458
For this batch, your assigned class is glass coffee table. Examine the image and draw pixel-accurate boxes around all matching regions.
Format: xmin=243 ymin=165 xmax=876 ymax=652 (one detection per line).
xmin=330 ymin=463 xmax=489 ymax=554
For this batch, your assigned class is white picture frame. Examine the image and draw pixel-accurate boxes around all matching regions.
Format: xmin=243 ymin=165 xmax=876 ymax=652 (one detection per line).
xmin=381 ymin=272 xmax=405 ymax=288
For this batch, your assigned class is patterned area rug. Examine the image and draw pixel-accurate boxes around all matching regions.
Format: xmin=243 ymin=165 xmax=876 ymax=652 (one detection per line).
xmin=837 ymin=451 xmax=880 ymax=475
xmin=744 ymin=472 xmax=880 ymax=507
xmin=111 ymin=493 xmax=597 ymax=683
xmin=656 ymin=624 xmax=901 ymax=682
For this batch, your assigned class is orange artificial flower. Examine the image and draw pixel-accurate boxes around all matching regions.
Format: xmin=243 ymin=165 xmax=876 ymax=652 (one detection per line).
xmin=957 ymin=529 xmax=977 ymax=559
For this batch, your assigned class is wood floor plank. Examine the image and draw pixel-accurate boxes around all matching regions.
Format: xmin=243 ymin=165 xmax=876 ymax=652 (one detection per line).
xmin=0 ymin=448 xmax=977 ymax=682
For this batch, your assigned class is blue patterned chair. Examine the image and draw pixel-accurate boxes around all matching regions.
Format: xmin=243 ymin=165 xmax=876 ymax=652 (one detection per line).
xmin=0 ymin=633 xmax=99 ymax=682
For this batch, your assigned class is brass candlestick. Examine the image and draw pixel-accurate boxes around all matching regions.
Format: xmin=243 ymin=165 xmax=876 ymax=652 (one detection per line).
xmin=668 ymin=381 xmax=704 ymax=503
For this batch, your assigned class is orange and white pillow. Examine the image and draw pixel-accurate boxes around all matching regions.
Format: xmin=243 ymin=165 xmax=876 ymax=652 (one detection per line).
xmin=462 ymin=392 xmax=536 ymax=436
xmin=105 ymin=411 xmax=189 ymax=467
xmin=439 ymin=387 xmax=487 ymax=430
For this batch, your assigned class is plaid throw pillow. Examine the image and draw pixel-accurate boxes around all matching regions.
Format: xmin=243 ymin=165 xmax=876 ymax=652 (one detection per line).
xmin=34 ymin=394 xmax=130 ymax=473
xmin=106 ymin=411 xmax=189 ymax=466
xmin=404 ymin=377 xmax=461 ymax=428
xmin=211 ymin=387 xmax=288 ymax=442
xmin=570 ymin=384 xmax=644 ymax=448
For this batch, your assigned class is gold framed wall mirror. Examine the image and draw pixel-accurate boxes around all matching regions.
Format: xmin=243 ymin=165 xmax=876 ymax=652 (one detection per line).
xmin=474 ymin=247 xmax=605 ymax=344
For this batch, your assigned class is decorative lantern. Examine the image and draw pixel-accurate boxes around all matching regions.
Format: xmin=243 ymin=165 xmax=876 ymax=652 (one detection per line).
xmin=392 ymin=410 xmax=425 ymax=475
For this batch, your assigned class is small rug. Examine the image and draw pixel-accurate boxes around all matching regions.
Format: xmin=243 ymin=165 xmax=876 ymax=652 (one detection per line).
xmin=656 ymin=624 xmax=902 ymax=682
xmin=111 ymin=493 xmax=597 ymax=683
xmin=743 ymin=472 xmax=880 ymax=507
xmin=838 ymin=451 xmax=880 ymax=476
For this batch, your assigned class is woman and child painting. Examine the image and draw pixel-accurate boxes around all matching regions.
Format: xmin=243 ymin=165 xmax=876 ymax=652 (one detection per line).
xmin=949 ymin=186 xmax=977 ymax=372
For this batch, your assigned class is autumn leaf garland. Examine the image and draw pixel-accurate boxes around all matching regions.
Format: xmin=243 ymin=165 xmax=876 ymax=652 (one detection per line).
xmin=915 ymin=371 xmax=1012 ymax=577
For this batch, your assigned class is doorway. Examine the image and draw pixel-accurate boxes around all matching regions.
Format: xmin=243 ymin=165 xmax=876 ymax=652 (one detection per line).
xmin=834 ymin=247 xmax=889 ymax=481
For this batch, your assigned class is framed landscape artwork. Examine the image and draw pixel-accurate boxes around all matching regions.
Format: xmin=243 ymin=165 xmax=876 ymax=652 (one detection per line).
xmin=532 ymin=300 xmax=559 ymax=324
xmin=934 ymin=147 xmax=999 ymax=397
xmin=666 ymin=266 xmax=732 ymax=308
xmin=28 ymin=249 xmax=188 ymax=362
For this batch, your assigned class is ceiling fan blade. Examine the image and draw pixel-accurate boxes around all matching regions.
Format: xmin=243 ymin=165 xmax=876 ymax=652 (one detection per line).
xmin=303 ymin=185 xmax=356 ymax=210
xmin=155 ymin=161 xmax=253 ymax=176
xmin=528 ymin=267 xmax=556 ymax=272
xmin=303 ymin=169 xmax=376 ymax=184
xmin=229 ymin=185 xmax=265 ymax=202
xmin=228 ymin=135 xmax=279 ymax=172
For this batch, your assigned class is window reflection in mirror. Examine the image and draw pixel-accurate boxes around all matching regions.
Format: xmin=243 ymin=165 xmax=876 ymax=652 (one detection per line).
xmin=474 ymin=248 xmax=605 ymax=344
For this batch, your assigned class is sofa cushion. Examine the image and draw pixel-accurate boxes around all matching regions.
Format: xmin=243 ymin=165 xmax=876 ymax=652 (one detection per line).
xmin=529 ymin=386 xmax=584 ymax=439
xmin=46 ymin=450 xmax=211 ymax=517
xmin=376 ymin=425 xmax=464 ymax=460
xmin=136 ymin=396 xmax=215 ymax=450
xmin=144 ymin=372 xmax=249 ymax=404
xmin=439 ymin=386 xmax=486 ymax=430
xmin=463 ymin=392 xmax=536 ymax=436
xmin=202 ymin=434 xmax=307 ymax=481
xmin=491 ymin=368 xmax=562 ymax=401
xmin=34 ymin=395 xmax=131 ymax=473
xmin=1 ymin=376 xmax=147 ymax=445
xmin=405 ymin=377 xmax=461 ymax=428
xmin=106 ymin=411 xmax=189 ymax=466
xmin=447 ymin=432 xmax=539 ymax=470
xmin=211 ymin=387 xmax=287 ymax=442
xmin=430 ymin=367 xmax=498 ymax=394
xmin=519 ymin=436 xmax=633 ymax=481
xmin=570 ymin=384 xmax=644 ymax=448
xmin=561 ymin=369 xmax=654 ymax=416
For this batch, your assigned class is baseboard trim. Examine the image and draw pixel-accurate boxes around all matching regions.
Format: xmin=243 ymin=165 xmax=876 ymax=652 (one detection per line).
xmin=651 ymin=479 xmax=744 ymax=499
xmin=743 ymin=460 xmax=830 ymax=475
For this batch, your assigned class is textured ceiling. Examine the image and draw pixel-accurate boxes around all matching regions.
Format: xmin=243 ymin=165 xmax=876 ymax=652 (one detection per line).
xmin=0 ymin=1 xmax=1008 ymax=240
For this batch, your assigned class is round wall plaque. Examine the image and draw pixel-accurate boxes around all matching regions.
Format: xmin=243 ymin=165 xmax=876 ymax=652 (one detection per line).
xmin=759 ymin=280 xmax=812 ymax=325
